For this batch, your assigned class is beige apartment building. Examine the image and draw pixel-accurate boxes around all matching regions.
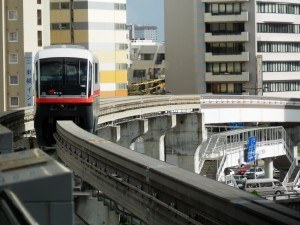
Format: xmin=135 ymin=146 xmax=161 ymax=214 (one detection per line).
xmin=50 ymin=0 xmax=129 ymax=98
xmin=0 ymin=0 xmax=50 ymax=112
xmin=165 ymin=0 xmax=300 ymax=97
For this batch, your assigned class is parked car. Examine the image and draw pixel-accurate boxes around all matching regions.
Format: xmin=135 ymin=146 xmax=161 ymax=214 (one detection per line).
xmin=293 ymin=184 xmax=300 ymax=193
xmin=237 ymin=164 xmax=251 ymax=175
xmin=245 ymin=167 xmax=265 ymax=179
xmin=245 ymin=178 xmax=287 ymax=195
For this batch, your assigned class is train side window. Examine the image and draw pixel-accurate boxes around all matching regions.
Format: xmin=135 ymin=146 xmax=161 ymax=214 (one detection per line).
xmin=94 ymin=63 xmax=98 ymax=83
xmin=89 ymin=62 xmax=92 ymax=96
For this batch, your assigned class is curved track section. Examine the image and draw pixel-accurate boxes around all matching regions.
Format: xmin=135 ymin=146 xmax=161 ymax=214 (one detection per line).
xmin=97 ymin=95 xmax=300 ymax=128
xmin=55 ymin=121 xmax=300 ymax=225
xmin=0 ymin=107 xmax=34 ymax=138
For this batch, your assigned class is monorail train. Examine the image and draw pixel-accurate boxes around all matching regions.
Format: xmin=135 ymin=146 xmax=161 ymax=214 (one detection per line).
xmin=34 ymin=45 xmax=100 ymax=147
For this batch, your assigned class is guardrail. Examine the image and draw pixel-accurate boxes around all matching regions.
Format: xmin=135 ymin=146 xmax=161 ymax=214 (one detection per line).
xmin=266 ymin=192 xmax=300 ymax=201
xmin=0 ymin=107 xmax=34 ymax=139
xmin=55 ymin=121 xmax=300 ymax=225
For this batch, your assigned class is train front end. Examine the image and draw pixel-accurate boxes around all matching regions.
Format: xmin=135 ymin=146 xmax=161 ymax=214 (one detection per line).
xmin=34 ymin=46 xmax=100 ymax=147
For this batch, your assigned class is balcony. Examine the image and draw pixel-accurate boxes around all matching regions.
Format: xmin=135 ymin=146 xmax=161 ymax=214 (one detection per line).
xmin=205 ymin=52 xmax=249 ymax=62
xmin=205 ymin=72 xmax=249 ymax=82
xmin=204 ymin=12 xmax=248 ymax=23
xmin=205 ymin=32 xmax=249 ymax=42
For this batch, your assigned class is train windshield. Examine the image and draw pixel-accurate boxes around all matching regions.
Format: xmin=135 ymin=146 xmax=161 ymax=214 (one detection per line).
xmin=39 ymin=57 xmax=89 ymax=96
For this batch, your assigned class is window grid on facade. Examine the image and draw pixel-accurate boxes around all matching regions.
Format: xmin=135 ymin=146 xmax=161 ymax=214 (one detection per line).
xmin=205 ymin=3 xmax=242 ymax=15
xmin=264 ymin=81 xmax=300 ymax=92
xmin=10 ymin=97 xmax=19 ymax=107
xmin=206 ymin=62 xmax=246 ymax=75
xmin=262 ymin=61 xmax=300 ymax=72
xmin=8 ymin=32 xmax=18 ymax=42
xmin=8 ymin=10 xmax=17 ymax=20
xmin=258 ymin=23 xmax=300 ymax=33
xmin=258 ymin=42 xmax=300 ymax=52
xmin=257 ymin=3 xmax=300 ymax=15
xmin=9 ymin=75 xmax=19 ymax=85
xmin=9 ymin=53 xmax=18 ymax=64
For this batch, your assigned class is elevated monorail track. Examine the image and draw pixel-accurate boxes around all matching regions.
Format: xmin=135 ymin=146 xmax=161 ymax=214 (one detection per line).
xmin=97 ymin=95 xmax=300 ymax=129
xmin=55 ymin=121 xmax=300 ymax=225
xmin=2 ymin=95 xmax=300 ymax=224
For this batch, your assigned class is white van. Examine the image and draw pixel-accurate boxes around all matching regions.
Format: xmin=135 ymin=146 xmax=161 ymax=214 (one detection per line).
xmin=244 ymin=178 xmax=287 ymax=195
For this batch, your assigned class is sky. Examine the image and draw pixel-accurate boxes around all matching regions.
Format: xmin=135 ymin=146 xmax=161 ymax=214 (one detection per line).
xmin=127 ymin=0 xmax=164 ymax=41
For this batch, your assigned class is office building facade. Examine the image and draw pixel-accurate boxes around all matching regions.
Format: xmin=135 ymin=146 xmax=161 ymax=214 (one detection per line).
xmin=0 ymin=0 xmax=50 ymax=112
xmin=128 ymin=24 xmax=158 ymax=42
xmin=50 ymin=0 xmax=128 ymax=98
xmin=165 ymin=0 xmax=300 ymax=97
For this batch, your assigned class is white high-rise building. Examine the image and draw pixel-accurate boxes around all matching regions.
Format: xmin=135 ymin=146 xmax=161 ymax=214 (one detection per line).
xmin=165 ymin=0 xmax=300 ymax=97
xmin=0 ymin=0 xmax=50 ymax=112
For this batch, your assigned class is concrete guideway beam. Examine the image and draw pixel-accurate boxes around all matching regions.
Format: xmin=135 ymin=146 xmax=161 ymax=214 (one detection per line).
xmin=97 ymin=119 xmax=148 ymax=149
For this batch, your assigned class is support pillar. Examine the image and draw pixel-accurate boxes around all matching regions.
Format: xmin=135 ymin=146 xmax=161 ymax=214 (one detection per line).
xmin=264 ymin=157 xmax=274 ymax=179
xmin=97 ymin=126 xmax=120 ymax=142
xmin=165 ymin=113 xmax=205 ymax=172
xmin=139 ymin=115 xmax=176 ymax=161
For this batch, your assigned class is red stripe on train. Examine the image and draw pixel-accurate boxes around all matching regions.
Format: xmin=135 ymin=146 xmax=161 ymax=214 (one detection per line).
xmin=36 ymin=95 xmax=97 ymax=104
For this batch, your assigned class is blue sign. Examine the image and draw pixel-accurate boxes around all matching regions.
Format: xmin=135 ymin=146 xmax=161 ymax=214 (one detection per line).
xmin=245 ymin=136 xmax=256 ymax=162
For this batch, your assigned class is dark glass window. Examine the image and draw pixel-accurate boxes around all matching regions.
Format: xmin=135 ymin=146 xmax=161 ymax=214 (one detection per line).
xmin=39 ymin=57 xmax=89 ymax=96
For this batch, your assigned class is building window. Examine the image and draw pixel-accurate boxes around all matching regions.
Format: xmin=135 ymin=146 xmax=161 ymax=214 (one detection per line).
xmin=50 ymin=2 xmax=70 ymax=10
xmin=116 ymin=43 xmax=128 ymax=50
xmin=257 ymin=23 xmax=300 ymax=34
xmin=258 ymin=42 xmax=300 ymax=53
xmin=51 ymin=23 xmax=70 ymax=30
xmin=10 ymin=97 xmax=19 ymax=107
xmin=37 ymin=0 xmax=41 ymax=4
xmin=116 ymin=63 xmax=128 ymax=70
xmin=37 ymin=10 xmax=42 ymax=25
xmin=9 ymin=75 xmax=19 ymax=85
xmin=206 ymin=83 xmax=243 ymax=94
xmin=8 ymin=10 xmax=17 ymax=20
xmin=8 ymin=32 xmax=18 ymax=42
xmin=115 ymin=23 xmax=126 ymax=30
xmin=262 ymin=61 xmax=300 ymax=72
xmin=133 ymin=70 xmax=146 ymax=78
xmin=206 ymin=62 xmax=245 ymax=75
xmin=116 ymin=83 xmax=127 ymax=90
xmin=264 ymin=81 xmax=300 ymax=92
xmin=205 ymin=3 xmax=242 ymax=15
xmin=38 ymin=31 xmax=42 ymax=46
xmin=115 ymin=3 xmax=126 ymax=10
xmin=61 ymin=2 xmax=70 ymax=9
xmin=9 ymin=53 xmax=18 ymax=64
